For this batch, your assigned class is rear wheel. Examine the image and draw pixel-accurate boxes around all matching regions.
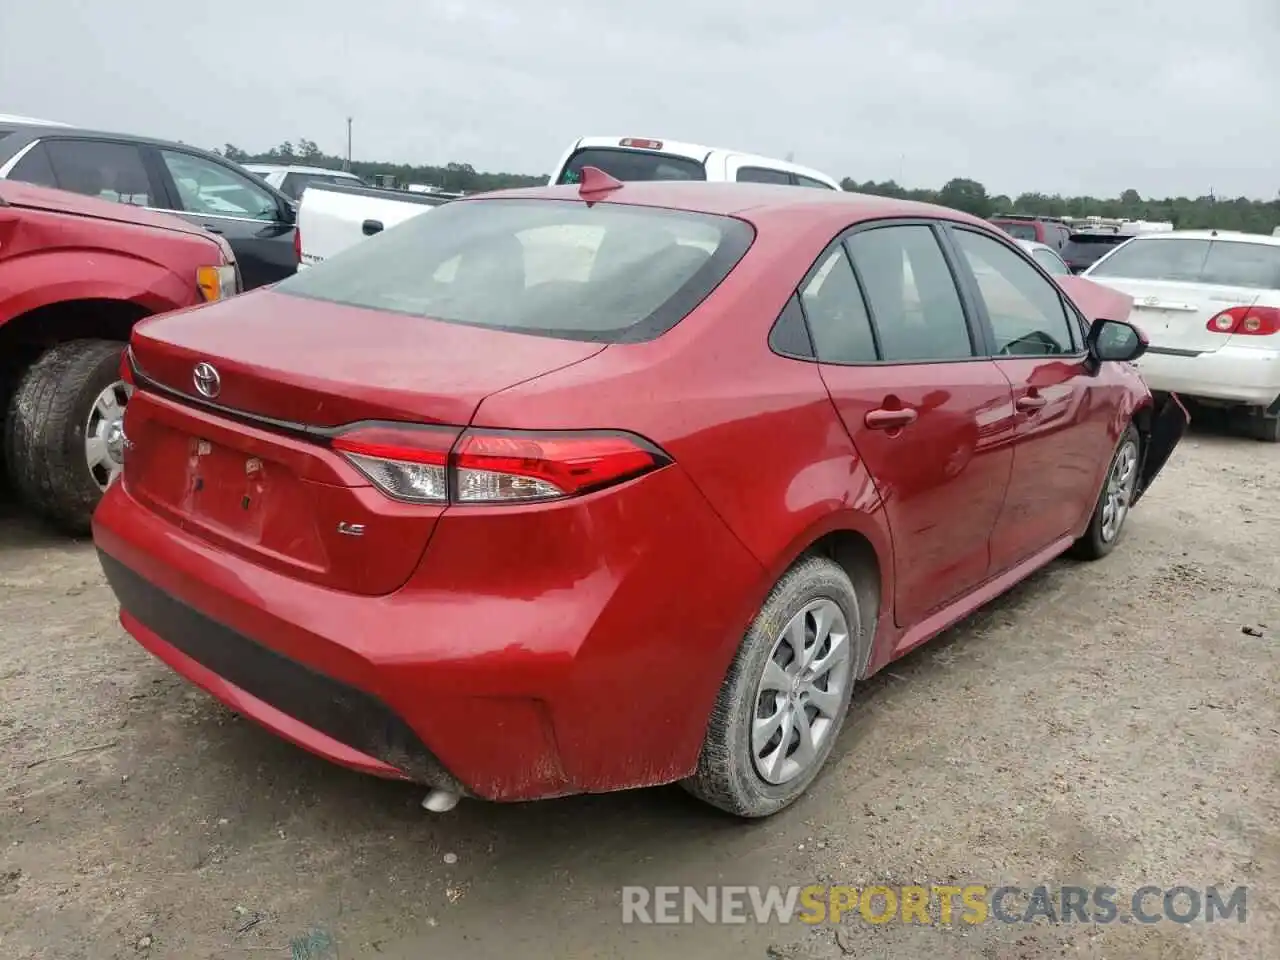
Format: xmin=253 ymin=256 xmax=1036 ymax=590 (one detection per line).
xmin=1070 ymin=425 xmax=1141 ymax=561
xmin=682 ymin=556 xmax=862 ymax=818
xmin=1243 ymin=408 xmax=1280 ymax=443
xmin=4 ymin=339 xmax=129 ymax=534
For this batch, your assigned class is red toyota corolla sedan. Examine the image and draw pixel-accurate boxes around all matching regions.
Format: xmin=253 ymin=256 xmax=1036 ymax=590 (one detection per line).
xmin=93 ymin=171 xmax=1187 ymax=818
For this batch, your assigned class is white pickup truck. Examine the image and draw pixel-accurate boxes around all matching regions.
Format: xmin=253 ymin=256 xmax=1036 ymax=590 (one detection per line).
xmin=296 ymin=137 xmax=842 ymax=267
xmin=296 ymin=182 xmax=456 ymax=267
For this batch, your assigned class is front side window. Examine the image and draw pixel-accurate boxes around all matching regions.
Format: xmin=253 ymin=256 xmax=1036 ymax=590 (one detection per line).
xmin=799 ymin=247 xmax=877 ymax=363
xmin=954 ymin=229 xmax=1076 ymax=356
xmin=160 ymin=150 xmax=279 ymax=220
xmin=275 ymin=198 xmax=754 ymax=343
xmin=40 ymin=139 xmax=154 ymax=206
xmin=845 ymin=225 xmax=974 ymax=362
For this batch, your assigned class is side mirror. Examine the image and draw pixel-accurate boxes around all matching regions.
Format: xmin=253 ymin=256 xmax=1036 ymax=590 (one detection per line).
xmin=1087 ymin=318 xmax=1147 ymax=364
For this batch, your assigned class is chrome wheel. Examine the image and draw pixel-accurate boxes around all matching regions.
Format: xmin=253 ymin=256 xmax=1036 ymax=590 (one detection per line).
xmin=84 ymin=380 xmax=131 ymax=491
xmin=1099 ymin=438 xmax=1138 ymax=543
xmin=752 ymin=598 xmax=851 ymax=786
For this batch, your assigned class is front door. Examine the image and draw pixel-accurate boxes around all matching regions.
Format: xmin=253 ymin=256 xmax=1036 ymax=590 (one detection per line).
xmin=152 ymin=148 xmax=297 ymax=290
xmin=947 ymin=226 xmax=1110 ymax=570
xmin=801 ymin=223 xmax=1017 ymax=626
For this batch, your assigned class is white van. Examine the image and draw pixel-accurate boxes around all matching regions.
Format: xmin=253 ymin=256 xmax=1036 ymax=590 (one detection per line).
xmin=550 ymin=137 xmax=842 ymax=191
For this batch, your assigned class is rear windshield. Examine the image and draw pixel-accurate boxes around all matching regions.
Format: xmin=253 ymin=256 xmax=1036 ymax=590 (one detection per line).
xmin=557 ymin=148 xmax=706 ymax=184
xmin=1063 ymin=234 xmax=1126 ymax=264
xmin=994 ymin=222 xmax=1038 ymax=241
xmin=275 ymin=198 xmax=754 ymax=342
xmin=1087 ymin=237 xmax=1280 ymax=289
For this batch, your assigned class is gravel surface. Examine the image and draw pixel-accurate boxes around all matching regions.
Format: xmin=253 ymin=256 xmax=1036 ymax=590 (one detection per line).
xmin=1 ymin=425 xmax=1276 ymax=959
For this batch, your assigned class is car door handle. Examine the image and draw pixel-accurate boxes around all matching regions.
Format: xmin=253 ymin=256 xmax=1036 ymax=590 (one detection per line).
xmin=865 ymin=407 xmax=919 ymax=430
xmin=202 ymin=224 xmax=224 ymax=234
xmin=362 ymin=219 xmax=384 ymax=236
xmin=1016 ymin=395 xmax=1047 ymax=412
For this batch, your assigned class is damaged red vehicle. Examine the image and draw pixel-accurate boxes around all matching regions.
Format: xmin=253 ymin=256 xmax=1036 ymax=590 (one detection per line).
xmin=93 ymin=172 xmax=1187 ymax=818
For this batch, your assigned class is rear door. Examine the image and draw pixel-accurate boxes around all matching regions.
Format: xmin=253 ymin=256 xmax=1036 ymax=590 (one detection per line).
xmin=947 ymin=226 xmax=1108 ymax=570
xmin=1085 ymin=236 xmax=1280 ymax=355
xmin=10 ymin=137 xmax=162 ymax=209
xmin=150 ymin=147 xmax=296 ymax=290
xmin=805 ymin=221 xmax=1016 ymax=626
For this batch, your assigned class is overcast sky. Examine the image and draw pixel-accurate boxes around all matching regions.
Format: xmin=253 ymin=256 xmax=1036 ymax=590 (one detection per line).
xmin=3 ymin=0 xmax=1277 ymax=199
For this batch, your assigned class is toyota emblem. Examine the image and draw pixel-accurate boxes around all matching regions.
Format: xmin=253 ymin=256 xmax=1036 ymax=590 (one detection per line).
xmin=192 ymin=362 xmax=221 ymax=399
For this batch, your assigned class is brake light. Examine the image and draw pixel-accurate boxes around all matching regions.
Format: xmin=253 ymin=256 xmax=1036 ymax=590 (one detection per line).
xmin=1205 ymin=306 xmax=1280 ymax=336
xmin=619 ymin=138 xmax=663 ymax=150
xmin=293 ymin=226 xmax=302 ymax=264
xmin=331 ymin=425 xmax=670 ymax=505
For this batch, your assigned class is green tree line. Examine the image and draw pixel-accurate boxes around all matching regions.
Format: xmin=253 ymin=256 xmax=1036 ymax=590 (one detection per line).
xmin=213 ymin=141 xmax=1279 ymax=234
xmin=842 ymin=176 xmax=1280 ymax=234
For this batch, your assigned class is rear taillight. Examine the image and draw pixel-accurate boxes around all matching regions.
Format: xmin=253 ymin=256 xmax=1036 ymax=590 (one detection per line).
xmin=293 ymin=226 xmax=302 ymax=264
xmin=1206 ymin=306 xmax=1280 ymax=336
xmin=331 ymin=425 xmax=670 ymax=505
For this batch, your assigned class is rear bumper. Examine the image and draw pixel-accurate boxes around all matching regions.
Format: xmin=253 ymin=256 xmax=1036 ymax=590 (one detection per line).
xmin=1133 ymin=345 xmax=1280 ymax=407
xmin=93 ymin=466 xmax=764 ymax=801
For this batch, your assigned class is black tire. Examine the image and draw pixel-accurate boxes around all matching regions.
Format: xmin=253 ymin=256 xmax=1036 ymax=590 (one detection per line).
xmin=682 ymin=555 xmax=862 ymax=819
xmin=3 ymin=339 xmax=127 ymax=535
xmin=1070 ymin=424 xmax=1142 ymax=561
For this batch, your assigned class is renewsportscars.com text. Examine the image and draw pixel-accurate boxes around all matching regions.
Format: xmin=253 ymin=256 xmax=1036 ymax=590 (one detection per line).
xmin=621 ymin=884 xmax=1247 ymax=926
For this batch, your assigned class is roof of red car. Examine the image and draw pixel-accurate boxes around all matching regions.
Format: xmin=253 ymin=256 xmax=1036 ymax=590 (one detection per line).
xmin=473 ymin=181 xmax=988 ymax=230
xmin=0 ymin=179 xmax=210 ymax=239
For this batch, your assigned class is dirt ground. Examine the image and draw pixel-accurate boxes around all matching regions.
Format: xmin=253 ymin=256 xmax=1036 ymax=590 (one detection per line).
xmin=1 ymin=422 xmax=1276 ymax=960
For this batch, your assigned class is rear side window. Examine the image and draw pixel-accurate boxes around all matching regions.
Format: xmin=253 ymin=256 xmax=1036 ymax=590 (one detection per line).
xmin=7 ymin=143 xmax=59 ymax=188
xmin=558 ymin=148 xmax=705 ymax=184
xmin=846 ymin=225 xmax=974 ymax=362
xmin=736 ymin=166 xmax=791 ymax=185
xmin=800 ymin=247 xmax=877 ymax=363
xmin=36 ymin=139 xmax=155 ymax=206
xmin=795 ymin=175 xmax=835 ymax=190
xmin=1088 ymin=237 xmax=1280 ymax=290
xmin=276 ymin=198 xmax=754 ymax=343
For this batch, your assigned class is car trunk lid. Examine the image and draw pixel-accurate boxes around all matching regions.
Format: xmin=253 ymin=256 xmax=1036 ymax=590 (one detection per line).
xmin=125 ymin=289 xmax=605 ymax=595
xmin=1084 ymin=278 xmax=1260 ymax=354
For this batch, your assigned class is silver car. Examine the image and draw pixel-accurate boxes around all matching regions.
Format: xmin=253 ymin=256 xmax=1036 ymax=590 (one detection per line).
xmin=1016 ymin=238 xmax=1071 ymax=276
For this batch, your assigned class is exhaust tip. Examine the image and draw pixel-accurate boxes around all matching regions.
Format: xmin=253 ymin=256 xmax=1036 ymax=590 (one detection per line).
xmin=422 ymin=788 xmax=461 ymax=813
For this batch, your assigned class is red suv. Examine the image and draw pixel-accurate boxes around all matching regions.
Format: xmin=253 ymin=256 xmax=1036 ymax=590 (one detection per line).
xmin=94 ymin=175 xmax=1187 ymax=818
xmin=991 ymin=214 xmax=1071 ymax=252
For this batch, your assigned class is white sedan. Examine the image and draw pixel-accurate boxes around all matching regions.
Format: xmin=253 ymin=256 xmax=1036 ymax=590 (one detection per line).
xmin=1083 ymin=230 xmax=1280 ymax=441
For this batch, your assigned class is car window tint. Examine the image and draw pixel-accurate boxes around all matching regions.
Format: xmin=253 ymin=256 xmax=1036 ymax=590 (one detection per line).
xmin=275 ymin=197 xmax=753 ymax=343
xmin=800 ymin=247 xmax=877 ymax=363
xmin=558 ymin=148 xmax=705 ymax=184
xmin=996 ymin=222 xmax=1038 ymax=242
xmin=1032 ymin=247 xmax=1070 ymax=276
xmin=769 ymin=293 xmax=815 ymax=358
xmin=160 ymin=150 xmax=279 ymax=220
xmin=279 ymin=173 xmax=304 ymax=200
xmin=41 ymin=139 xmax=153 ymax=206
xmin=795 ymin=174 xmax=835 ymax=190
xmin=7 ymin=143 xmax=58 ymax=188
xmin=846 ymin=225 xmax=974 ymax=362
xmin=736 ymin=166 xmax=791 ymax=185
xmin=954 ymin=229 xmax=1076 ymax=356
